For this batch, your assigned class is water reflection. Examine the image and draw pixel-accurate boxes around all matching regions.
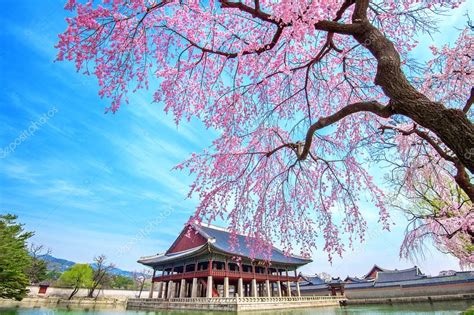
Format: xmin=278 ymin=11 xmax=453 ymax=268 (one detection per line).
xmin=0 ymin=301 xmax=472 ymax=315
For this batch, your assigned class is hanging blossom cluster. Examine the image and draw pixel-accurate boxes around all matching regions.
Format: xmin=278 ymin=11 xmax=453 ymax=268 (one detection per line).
xmin=392 ymin=29 xmax=473 ymax=267
xmin=57 ymin=0 xmax=471 ymax=262
xmin=395 ymin=153 xmax=474 ymax=267
xmin=401 ymin=208 xmax=474 ymax=268
xmin=420 ymin=29 xmax=474 ymax=113
xmin=383 ymin=110 xmax=473 ymax=267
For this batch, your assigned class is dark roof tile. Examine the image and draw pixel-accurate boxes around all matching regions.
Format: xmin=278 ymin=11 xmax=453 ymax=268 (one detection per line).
xmin=375 ymin=266 xmax=424 ymax=283
xmin=195 ymin=224 xmax=311 ymax=265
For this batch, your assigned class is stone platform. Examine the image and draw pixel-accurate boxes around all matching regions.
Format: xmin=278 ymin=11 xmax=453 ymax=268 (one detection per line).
xmin=127 ymin=296 xmax=346 ymax=312
xmin=343 ymin=293 xmax=474 ymax=305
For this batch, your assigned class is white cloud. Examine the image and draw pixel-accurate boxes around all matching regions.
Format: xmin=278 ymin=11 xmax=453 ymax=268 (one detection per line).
xmin=0 ymin=160 xmax=39 ymax=183
xmin=34 ymin=179 xmax=93 ymax=197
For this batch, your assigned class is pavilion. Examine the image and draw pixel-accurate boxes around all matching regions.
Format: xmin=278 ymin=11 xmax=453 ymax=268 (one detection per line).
xmin=138 ymin=221 xmax=312 ymax=299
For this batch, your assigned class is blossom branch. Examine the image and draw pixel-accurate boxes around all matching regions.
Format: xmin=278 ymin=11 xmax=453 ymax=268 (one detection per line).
xmin=463 ymin=87 xmax=474 ymax=113
xmin=299 ymin=101 xmax=394 ymax=161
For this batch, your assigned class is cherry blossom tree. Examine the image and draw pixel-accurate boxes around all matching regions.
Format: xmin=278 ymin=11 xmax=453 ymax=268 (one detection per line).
xmin=56 ymin=0 xmax=473 ymax=263
xmin=389 ymin=152 xmax=473 ymax=267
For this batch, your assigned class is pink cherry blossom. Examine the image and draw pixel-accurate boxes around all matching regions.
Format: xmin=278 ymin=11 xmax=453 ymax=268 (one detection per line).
xmin=56 ymin=0 xmax=473 ymax=265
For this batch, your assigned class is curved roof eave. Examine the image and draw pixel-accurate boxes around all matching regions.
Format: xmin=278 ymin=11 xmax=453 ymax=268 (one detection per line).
xmin=137 ymin=244 xmax=209 ymax=267
xmin=208 ymin=243 xmax=312 ymax=266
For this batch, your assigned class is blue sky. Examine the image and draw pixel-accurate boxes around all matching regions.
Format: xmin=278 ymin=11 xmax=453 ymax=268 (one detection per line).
xmin=0 ymin=1 xmax=470 ymax=278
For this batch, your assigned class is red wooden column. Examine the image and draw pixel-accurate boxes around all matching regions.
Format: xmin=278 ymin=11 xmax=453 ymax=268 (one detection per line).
xmin=264 ymin=266 xmax=271 ymax=297
xmin=191 ymin=259 xmax=198 ymax=298
xmin=285 ymin=268 xmax=292 ymax=297
xmin=251 ymin=263 xmax=257 ymax=297
xmin=224 ymin=258 xmax=230 ymax=297
xmin=148 ymin=268 xmax=157 ymax=298
xmin=237 ymin=261 xmax=244 ymax=297
xmin=207 ymin=257 xmax=213 ymax=298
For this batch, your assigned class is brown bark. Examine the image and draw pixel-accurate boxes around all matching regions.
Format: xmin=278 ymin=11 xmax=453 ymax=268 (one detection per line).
xmin=299 ymin=101 xmax=393 ymax=160
xmin=351 ymin=21 xmax=474 ymax=175
xmin=463 ymin=87 xmax=474 ymax=113
xmin=68 ymin=287 xmax=79 ymax=300
xmin=454 ymin=162 xmax=474 ymax=201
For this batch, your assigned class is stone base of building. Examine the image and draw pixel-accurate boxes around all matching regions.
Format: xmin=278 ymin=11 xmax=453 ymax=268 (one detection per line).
xmin=342 ymin=293 xmax=474 ymax=305
xmin=127 ymin=296 xmax=345 ymax=312
xmin=0 ymin=297 xmax=127 ymax=310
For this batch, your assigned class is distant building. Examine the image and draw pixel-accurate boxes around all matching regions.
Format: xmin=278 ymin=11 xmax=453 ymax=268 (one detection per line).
xmin=343 ymin=276 xmax=366 ymax=283
xmin=374 ymin=266 xmax=424 ymax=282
xmin=138 ymin=221 xmax=312 ymax=299
xmin=439 ymin=270 xmax=457 ymax=276
xmin=38 ymin=281 xmax=50 ymax=295
xmin=297 ymin=274 xmax=344 ymax=296
xmin=362 ymin=264 xmax=389 ymax=280
xmin=343 ymin=265 xmax=474 ymax=299
xmin=298 ymin=265 xmax=474 ymax=300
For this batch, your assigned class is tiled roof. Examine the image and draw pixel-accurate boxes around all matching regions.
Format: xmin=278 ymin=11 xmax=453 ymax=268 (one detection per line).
xmin=296 ymin=276 xmax=343 ymax=291
xmin=362 ymin=264 xmax=391 ymax=279
xmin=375 ymin=266 xmax=425 ymax=283
xmin=300 ymin=274 xmax=326 ymax=286
xmin=299 ymin=284 xmax=329 ymax=291
xmin=328 ymin=277 xmax=343 ymax=284
xmin=345 ymin=281 xmax=375 ymax=289
xmin=375 ymin=271 xmax=474 ymax=288
xmin=344 ymin=276 xmax=368 ymax=283
xmin=345 ymin=271 xmax=474 ymax=289
xmin=138 ymin=223 xmax=312 ymax=267
xmin=138 ymin=245 xmax=207 ymax=266
xmin=194 ymin=223 xmax=312 ymax=265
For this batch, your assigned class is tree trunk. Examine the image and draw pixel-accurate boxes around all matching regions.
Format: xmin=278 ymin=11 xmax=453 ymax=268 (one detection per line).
xmin=138 ymin=281 xmax=145 ymax=298
xmin=88 ymin=283 xmax=99 ymax=298
xmin=354 ymin=23 xmax=474 ymax=174
xmin=68 ymin=287 xmax=79 ymax=300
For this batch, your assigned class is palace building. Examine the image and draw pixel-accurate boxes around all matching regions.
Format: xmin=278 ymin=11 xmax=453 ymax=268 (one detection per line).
xmin=138 ymin=221 xmax=312 ymax=299
xmin=297 ymin=264 xmax=474 ymax=300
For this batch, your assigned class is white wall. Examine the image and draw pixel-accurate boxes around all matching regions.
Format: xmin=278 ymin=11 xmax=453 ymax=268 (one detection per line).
xmin=28 ymin=286 xmax=147 ymax=300
xmin=344 ymin=283 xmax=474 ymax=299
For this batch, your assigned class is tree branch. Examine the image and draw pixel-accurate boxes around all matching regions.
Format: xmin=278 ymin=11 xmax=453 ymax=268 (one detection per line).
xmin=220 ymin=0 xmax=276 ymax=24
xmin=379 ymin=124 xmax=455 ymax=162
xmin=463 ymin=87 xmax=474 ymax=113
xmin=353 ymin=0 xmax=369 ymax=22
xmin=299 ymin=101 xmax=394 ymax=160
xmin=163 ymin=24 xmax=284 ymax=59
xmin=379 ymin=124 xmax=474 ymax=201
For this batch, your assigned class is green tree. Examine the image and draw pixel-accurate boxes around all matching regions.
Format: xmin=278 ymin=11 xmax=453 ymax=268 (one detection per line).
xmin=111 ymin=275 xmax=134 ymax=289
xmin=0 ymin=214 xmax=33 ymax=300
xmin=58 ymin=264 xmax=93 ymax=299
xmin=46 ymin=269 xmax=62 ymax=282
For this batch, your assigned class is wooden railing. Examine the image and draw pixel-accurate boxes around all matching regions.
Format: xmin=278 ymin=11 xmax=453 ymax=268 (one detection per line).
xmin=234 ymin=296 xmax=344 ymax=303
xmin=135 ymin=296 xmax=345 ymax=304
xmin=153 ymin=269 xmax=298 ymax=282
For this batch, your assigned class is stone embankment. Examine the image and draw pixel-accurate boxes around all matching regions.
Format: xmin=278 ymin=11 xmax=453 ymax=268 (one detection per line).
xmin=342 ymin=293 xmax=474 ymax=305
xmin=127 ymin=296 xmax=345 ymax=312
xmin=0 ymin=297 xmax=127 ymax=310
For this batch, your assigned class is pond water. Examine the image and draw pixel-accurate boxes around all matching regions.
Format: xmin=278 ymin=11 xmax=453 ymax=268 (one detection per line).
xmin=1 ymin=301 xmax=473 ymax=315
